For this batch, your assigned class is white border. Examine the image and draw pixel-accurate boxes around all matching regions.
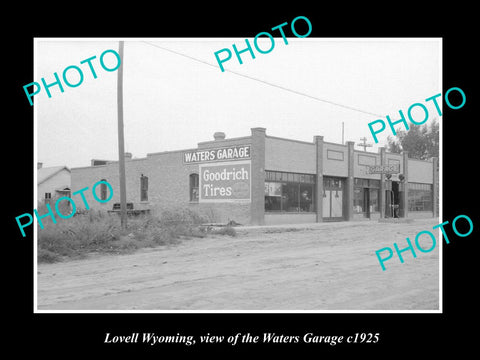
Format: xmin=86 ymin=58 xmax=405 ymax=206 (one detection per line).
xmin=33 ymin=38 xmax=39 ymax=312
xmin=438 ymin=38 xmax=443 ymax=313
xmin=34 ymin=37 xmax=442 ymax=314
xmin=37 ymin=309 xmax=439 ymax=314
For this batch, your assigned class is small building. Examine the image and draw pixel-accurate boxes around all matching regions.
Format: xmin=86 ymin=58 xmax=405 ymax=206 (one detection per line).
xmin=71 ymin=128 xmax=438 ymax=225
xmin=37 ymin=163 xmax=71 ymax=206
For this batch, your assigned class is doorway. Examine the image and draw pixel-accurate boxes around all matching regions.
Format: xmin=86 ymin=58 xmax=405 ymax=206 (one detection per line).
xmin=363 ymin=188 xmax=371 ymax=218
xmin=385 ymin=181 xmax=400 ymax=218
xmin=353 ymin=178 xmax=381 ymax=219
xmin=323 ymin=177 xmax=345 ymax=221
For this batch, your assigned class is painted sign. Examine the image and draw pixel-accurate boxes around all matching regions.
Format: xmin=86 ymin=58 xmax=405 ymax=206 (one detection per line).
xmin=183 ymin=145 xmax=250 ymax=164
xmin=366 ymin=164 xmax=400 ymax=174
xmin=199 ymin=161 xmax=251 ymax=202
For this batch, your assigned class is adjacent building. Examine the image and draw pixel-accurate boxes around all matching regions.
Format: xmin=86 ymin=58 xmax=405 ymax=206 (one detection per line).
xmin=37 ymin=163 xmax=71 ymax=206
xmin=71 ymin=128 xmax=438 ymax=225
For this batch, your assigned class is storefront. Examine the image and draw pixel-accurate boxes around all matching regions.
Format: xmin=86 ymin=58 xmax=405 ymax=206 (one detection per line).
xmin=322 ymin=177 xmax=345 ymax=221
xmin=71 ymin=127 xmax=438 ymax=225
xmin=353 ymin=178 xmax=380 ymax=219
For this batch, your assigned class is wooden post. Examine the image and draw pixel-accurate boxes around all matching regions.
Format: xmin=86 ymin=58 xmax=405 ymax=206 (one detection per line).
xmin=117 ymin=41 xmax=127 ymax=229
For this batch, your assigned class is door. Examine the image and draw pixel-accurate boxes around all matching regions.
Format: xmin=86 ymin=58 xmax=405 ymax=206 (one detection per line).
xmin=363 ymin=188 xmax=370 ymax=218
xmin=322 ymin=189 xmax=344 ymax=220
xmin=385 ymin=181 xmax=400 ymax=218
xmin=385 ymin=189 xmax=392 ymax=217
xmin=331 ymin=190 xmax=343 ymax=218
xmin=323 ymin=190 xmax=331 ymax=217
xmin=323 ymin=177 xmax=345 ymax=221
xmin=392 ymin=181 xmax=400 ymax=218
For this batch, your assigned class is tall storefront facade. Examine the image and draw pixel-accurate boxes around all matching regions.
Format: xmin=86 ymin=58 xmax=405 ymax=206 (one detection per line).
xmin=71 ymin=128 xmax=438 ymax=225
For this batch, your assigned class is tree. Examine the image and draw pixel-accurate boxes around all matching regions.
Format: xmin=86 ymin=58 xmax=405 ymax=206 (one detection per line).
xmin=424 ymin=119 xmax=439 ymax=159
xmin=386 ymin=118 xmax=439 ymax=160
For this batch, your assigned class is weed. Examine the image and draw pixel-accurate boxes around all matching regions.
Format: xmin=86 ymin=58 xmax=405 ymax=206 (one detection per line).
xmin=37 ymin=208 xmax=211 ymax=263
xmin=209 ymin=226 xmax=237 ymax=237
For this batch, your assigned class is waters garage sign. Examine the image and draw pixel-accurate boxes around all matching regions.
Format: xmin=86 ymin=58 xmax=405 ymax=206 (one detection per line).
xmin=199 ymin=161 xmax=251 ymax=202
xmin=183 ymin=145 xmax=250 ymax=164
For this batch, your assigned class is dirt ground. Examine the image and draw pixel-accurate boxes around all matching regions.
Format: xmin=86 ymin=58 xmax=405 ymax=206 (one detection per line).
xmin=37 ymin=218 xmax=440 ymax=311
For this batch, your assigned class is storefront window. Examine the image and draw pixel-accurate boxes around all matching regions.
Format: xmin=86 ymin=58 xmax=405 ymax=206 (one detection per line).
xmin=369 ymin=188 xmax=379 ymax=212
xmin=264 ymin=182 xmax=282 ymax=211
xmin=265 ymin=171 xmax=315 ymax=212
xmin=353 ymin=187 xmax=364 ymax=213
xmin=300 ymin=184 xmax=314 ymax=212
xmin=354 ymin=178 xmax=366 ymax=187
xmin=354 ymin=178 xmax=380 ymax=214
xmin=408 ymin=183 xmax=432 ymax=211
xmin=283 ymin=182 xmax=300 ymax=211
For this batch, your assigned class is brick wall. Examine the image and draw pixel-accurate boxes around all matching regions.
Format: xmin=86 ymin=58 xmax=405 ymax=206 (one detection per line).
xmin=71 ymin=149 xmax=252 ymax=223
xmin=323 ymin=142 xmax=348 ymax=177
xmin=353 ymin=151 xmax=381 ymax=180
xmin=70 ymin=129 xmax=438 ymax=225
xmin=265 ymin=136 xmax=316 ymax=173
xmin=408 ymin=158 xmax=433 ymax=183
xmin=71 ymin=164 xmax=118 ymax=212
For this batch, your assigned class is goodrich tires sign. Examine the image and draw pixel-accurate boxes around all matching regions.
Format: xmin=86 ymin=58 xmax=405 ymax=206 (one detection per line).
xmin=199 ymin=161 xmax=251 ymax=202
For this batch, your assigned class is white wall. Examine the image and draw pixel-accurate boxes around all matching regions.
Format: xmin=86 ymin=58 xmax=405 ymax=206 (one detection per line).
xmin=37 ymin=169 xmax=71 ymax=204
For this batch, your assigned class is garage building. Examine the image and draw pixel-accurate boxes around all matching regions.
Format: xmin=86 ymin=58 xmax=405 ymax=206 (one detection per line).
xmin=71 ymin=127 xmax=438 ymax=225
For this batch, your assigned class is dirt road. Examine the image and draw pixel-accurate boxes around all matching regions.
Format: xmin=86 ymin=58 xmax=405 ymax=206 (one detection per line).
xmin=37 ymin=219 xmax=440 ymax=311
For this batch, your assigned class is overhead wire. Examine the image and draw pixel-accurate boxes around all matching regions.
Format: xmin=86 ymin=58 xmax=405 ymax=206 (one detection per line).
xmin=140 ymin=40 xmax=383 ymax=118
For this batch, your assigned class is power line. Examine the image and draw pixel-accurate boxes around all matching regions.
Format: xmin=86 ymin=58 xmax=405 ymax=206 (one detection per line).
xmin=142 ymin=41 xmax=218 ymax=70
xmin=140 ymin=41 xmax=384 ymax=118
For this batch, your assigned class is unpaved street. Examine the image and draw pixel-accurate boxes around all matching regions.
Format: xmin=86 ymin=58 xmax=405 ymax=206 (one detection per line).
xmin=37 ymin=219 xmax=440 ymax=311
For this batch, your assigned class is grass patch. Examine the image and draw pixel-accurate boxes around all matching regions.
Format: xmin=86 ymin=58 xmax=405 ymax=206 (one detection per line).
xmin=37 ymin=208 xmax=212 ymax=263
xmin=38 ymin=248 xmax=62 ymax=264
xmin=209 ymin=226 xmax=237 ymax=237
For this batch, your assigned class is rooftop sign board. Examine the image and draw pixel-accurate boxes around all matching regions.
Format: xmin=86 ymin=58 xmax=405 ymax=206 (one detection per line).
xmin=183 ymin=145 xmax=250 ymax=164
xmin=366 ymin=164 xmax=400 ymax=174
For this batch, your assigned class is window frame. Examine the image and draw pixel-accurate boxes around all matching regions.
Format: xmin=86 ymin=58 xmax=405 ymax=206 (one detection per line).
xmin=407 ymin=182 xmax=433 ymax=212
xmin=189 ymin=173 xmax=199 ymax=202
xmin=100 ymin=179 xmax=107 ymax=201
xmin=265 ymin=170 xmax=316 ymax=213
xmin=140 ymin=175 xmax=149 ymax=202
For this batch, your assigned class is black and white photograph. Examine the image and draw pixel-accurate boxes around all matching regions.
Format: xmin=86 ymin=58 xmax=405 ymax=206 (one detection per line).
xmin=7 ymin=7 xmax=478 ymax=356
xmin=33 ymin=37 xmax=442 ymax=311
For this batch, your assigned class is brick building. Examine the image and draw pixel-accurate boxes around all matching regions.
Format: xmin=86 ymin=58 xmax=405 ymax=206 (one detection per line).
xmin=71 ymin=127 xmax=438 ymax=225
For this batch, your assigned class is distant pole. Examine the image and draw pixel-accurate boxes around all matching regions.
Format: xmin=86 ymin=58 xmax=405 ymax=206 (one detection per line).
xmin=342 ymin=122 xmax=344 ymax=145
xmin=117 ymin=40 xmax=127 ymax=229
xmin=358 ymin=137 xmax=372 ymax=152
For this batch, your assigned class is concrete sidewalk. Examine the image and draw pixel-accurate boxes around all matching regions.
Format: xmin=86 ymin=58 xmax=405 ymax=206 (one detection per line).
xmin=233 ymin=217 xmax=438 ymax=235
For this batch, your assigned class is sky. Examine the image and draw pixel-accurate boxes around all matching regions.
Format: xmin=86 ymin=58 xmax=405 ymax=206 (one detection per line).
xmin=35 ymin=38 xmax=441 ymax=169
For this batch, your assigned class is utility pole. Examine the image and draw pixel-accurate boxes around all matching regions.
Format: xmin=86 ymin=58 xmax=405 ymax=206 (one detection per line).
xmin=117 ymin=40 xmax=127 ymax=229
xmin=358 ymin=137 xmax=372 ymax=152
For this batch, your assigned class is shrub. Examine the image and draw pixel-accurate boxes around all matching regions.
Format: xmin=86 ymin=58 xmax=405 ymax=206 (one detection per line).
xmin=37 ymin=207 xmax=212 ymax=263
xmin=37 ymin=248 xmax=61 ymax=263
xmin=104 ymin=236 xmax=139 ymax=254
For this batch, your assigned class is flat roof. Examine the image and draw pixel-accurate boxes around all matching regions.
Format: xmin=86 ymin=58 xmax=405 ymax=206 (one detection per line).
xmin=73 ymin=129 xmax=436 ymax=169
